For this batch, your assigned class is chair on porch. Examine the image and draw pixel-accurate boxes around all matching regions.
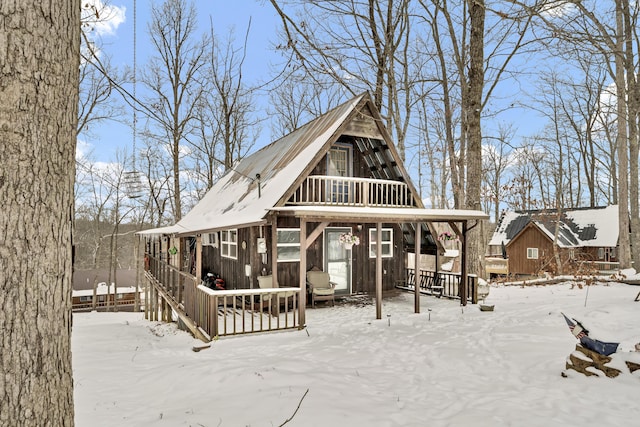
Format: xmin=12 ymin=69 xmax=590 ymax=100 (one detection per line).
xmin=257 ymin=275 xmax=296 ymax=310
xmin=306 ymin=271 xmax=336 ymax=308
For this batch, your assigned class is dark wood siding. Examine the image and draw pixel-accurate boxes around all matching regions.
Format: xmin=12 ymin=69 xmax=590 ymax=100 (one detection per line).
xmin=506 ymin=224 xmax=554 ymax=275
xmin=202 ymin=226 xmax=271 ymax=289
xmin=279 ymin=216 xmax=403 ymax=294
xmin=307 ymin=138 xmax=382 ymax=180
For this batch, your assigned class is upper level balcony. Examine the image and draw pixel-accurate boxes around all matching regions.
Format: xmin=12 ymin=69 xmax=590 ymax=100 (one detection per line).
xmin=287 ymin=175 xmax=415 ymax=208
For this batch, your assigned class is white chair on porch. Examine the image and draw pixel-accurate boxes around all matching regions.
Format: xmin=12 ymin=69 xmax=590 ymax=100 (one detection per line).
xmin=306 ymin=271 xmax=336 ymax=308
xmin=257 ymin=275 xmax=296 ymax=310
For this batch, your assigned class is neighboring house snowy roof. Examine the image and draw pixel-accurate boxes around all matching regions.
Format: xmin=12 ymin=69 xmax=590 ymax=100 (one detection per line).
xmin=488 ymin=205 xmax=619 ymax=248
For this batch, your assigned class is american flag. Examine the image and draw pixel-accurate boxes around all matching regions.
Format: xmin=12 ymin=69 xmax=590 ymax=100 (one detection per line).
xmin=562 ymin=313 xmax=587 ymax=340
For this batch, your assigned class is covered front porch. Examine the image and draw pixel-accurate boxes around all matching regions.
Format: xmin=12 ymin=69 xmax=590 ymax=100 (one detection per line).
xmin=143 ymin=255 xmax=478 ymax=341
xmin=141 ymin=206 xmax=487 ymax=341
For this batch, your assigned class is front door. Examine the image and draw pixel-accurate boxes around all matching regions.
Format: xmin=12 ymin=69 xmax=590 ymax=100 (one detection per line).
xmin=324 ymin=227 xmax=352 ymax=295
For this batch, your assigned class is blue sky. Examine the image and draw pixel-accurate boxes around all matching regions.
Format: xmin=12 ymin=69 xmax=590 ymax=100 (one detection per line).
xmin=80 ymin=0 xmax=280 ymax=163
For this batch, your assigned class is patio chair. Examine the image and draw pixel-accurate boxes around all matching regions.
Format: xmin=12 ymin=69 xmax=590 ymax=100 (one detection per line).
xmin=306 ymin=271 xmax=336 ymax=308
xmin=257 ymin=275 xmax=296 ymax=309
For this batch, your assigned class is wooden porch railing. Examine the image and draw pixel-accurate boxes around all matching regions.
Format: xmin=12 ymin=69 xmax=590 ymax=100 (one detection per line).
xmin=145 ymin=256 xmax=301 ymax=340
xmin=188 ymin=286 xmax=300 ymax=338
xmin=288 ymin=175 xmax=415 ymax=208
xmin=399 ymin=268 xmax=478 ymax=304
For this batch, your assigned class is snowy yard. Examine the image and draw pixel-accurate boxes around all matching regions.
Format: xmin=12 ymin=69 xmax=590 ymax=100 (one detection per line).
xmin=72 ymin=282 xmax=640 ymax=427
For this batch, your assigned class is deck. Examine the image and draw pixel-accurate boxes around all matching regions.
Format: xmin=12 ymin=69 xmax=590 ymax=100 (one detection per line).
xmin=395 ymin=268 xmax=479 ymax=303
xmin=145 ymin=257 xmax=303 ymax=341
xmin=144 ymin=257 xmax=477 ymax=342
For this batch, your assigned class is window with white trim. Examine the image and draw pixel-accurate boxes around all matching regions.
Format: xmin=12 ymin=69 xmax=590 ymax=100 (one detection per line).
xmin=79 ymin=296 xmax=92 ymax=302
xmin=527 ymin=247 xmax=539 ymax=259
xmin=369 ymin=228 xmax=393 ymax=258
xmin=221 ymin=229 xmax=238 ymax=259
xmin=277 ymin=228 xmax=300 ymax=262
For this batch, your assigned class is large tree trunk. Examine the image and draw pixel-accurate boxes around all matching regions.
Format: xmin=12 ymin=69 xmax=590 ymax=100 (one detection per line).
xmin=622 ymin=0 xmax=640 ymax=268
xmin=464 ymin=0 xmax=486 ymax=278
xmin=0 ymin=1 xmax=79 ymax=425
xmin=615 ymin=0 xmax=632 ymax=268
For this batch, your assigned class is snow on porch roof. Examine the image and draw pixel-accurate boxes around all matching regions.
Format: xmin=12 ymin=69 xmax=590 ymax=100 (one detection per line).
xmin=272 ymin=206 xmax=489 ymax=222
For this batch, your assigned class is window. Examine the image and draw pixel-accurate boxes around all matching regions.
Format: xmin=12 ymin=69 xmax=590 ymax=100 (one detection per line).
xmin=277 ymin=229 xmax=300 ymax=262
xmin=369 ymin=228 xmax=393 ymax=258
xmin=221 ymin=229 xmax=238 ymax=259
xmin=527 ymin=248 xmax=539 ymax=259
xmin=79 ymin=296 xmax=92 ymax=302
xmin=328 ymin=146 xmax=350 ymax=177
xmin=327 ymin=144 xmax=352 ymax=203
xmin=202 ymin=232 xmax=218 ymax=247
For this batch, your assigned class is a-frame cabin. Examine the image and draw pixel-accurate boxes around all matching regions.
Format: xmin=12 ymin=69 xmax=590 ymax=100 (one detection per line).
xmin=140 ymin=92 xmax=487 ymax=338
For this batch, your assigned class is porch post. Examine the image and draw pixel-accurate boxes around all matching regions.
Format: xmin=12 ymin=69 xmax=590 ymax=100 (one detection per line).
xmin=376 ymin=222 xmax=382 ymax=319
xmin=195 ymin=234 xmax=202 ymax=281
xmin=414 ymin=222 xmax=421 ymax=313
xmin=299 ymin=218 xmax=307 ymax=327
xmin=271 ymin=214 xmax=278 ymax=284
xmin=460 ymin=221 xmax=468 ymax=306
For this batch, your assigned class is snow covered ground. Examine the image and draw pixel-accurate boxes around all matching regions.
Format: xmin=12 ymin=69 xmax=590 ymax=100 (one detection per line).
xmin=72 ymin=281 xmax=640 ymax=427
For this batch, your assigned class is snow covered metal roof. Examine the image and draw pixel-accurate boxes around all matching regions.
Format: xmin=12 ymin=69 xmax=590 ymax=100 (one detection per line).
xmin=139 ymin=92 xmax=488 ymax=237
xmin=488 ymin=205 xmax=619 ymax=248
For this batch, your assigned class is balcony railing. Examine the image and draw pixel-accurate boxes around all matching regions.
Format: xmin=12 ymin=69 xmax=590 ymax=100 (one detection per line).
xmin=288 ymin=175 xmax=414 ymax=208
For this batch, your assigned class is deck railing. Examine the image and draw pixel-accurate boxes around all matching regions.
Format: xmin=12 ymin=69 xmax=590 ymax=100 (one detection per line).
xmin=72 ymin=299 xmax=140 ymax=312
xmin=578 ymin=260 xmax=621 ymax=273
xmin=485 ymin=257 xmax=509 ymax=276
xmin=288 ymin=175 xmax=414 ymax=208
xmin=399 ymin=268 xmax=478 ymax=304
xmin=145 ymin=256 xmax=301 ymax=340
xmin=189 ymin=286 xmax=300 ymax=338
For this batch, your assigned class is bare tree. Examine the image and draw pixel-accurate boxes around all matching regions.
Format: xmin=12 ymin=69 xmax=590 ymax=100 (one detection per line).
xmin=464 ymin=0 xmax=486 ymax=278
xmin=189 ymin=21 xmax=260 ymax=194
xmin=0 ymin=0 xmax=78 ymax=424
xmin=482 ymin=125 xmax=515 ymax=222
xmin=269 ymin=0 xmax=415 ymax=160
xmin=142 ymin=0 xmax=209 ymax=222
xmin=523 ymin=0 xmax=636 ymax=268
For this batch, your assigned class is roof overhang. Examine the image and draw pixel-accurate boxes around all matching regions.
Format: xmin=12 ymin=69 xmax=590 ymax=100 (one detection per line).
xmin=174 ymin=219 xmax=268 ymax=237
xmin=136 ymin=224 xmax=190 ymax=236
xmin=270 ymin=206 xmax=489 ymax=223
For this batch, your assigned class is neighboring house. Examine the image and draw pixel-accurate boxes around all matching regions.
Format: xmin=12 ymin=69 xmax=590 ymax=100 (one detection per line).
xmin=72 ymin=269 xmax=141 ymax=311
xmin=488 ymin=205 xmax=620 ymax=276
xmin=140 ymin=92 xmax=487 ymax=314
